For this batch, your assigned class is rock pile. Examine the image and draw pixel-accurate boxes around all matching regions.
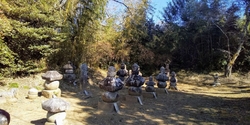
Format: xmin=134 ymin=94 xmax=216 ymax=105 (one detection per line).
xmin=41 ymin=71 xmax=63 ymax=98
xmin=42 ymin=96 xmax=70 ymax=125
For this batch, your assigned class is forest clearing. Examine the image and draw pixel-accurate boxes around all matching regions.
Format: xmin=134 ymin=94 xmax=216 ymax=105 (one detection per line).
xmin=1 ymin=70 xmax=250 ymax=125
xmin=1 ymin=0 xmax=250 ymax=124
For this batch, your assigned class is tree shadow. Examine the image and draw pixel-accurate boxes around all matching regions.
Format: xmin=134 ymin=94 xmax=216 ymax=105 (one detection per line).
xmin=60 ymin=83 xmax=250 ymax=125
xmin=58 ymin=70 xmax=250 ymax=125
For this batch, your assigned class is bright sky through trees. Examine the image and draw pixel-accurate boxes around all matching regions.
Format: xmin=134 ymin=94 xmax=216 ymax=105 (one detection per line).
xmin=106 ymin=0 xmax=171 ymax=22
xmin=150 ymin=0 xmax=171 ymax=22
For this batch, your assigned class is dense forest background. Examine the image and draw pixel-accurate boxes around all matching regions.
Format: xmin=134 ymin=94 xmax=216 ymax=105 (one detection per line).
xmin=0 ymin=0 xmax=249 ymax=77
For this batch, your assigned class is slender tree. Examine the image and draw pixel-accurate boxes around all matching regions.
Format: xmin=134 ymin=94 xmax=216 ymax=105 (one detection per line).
xmin=121 ymin=0 xmax=154 ymax=66
xmin=224 ymin=0 xmax=250 ymax=77
xmin=48 ymin=0 xmax=108 ymax=68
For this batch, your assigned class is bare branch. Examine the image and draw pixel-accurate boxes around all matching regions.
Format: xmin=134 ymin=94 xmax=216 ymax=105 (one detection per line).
xmin=217 ymin=49 xmax=231 ymax=55
xmin=212 ymin=21 xmax=230 ymax=56
xmin=112 ymin=0 xmax=128 ymax=9
xmin=111 ymin=0 xmax=132 ymax=15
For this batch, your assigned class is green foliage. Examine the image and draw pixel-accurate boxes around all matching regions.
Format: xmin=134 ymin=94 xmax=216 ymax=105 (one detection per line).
xmin=22 ymin=85 xmax=29 ymax=89
xmin=0 ymin=0 xmax=249 ymax=77
xmin=39 ymin=86 xmax=45 ymax=90
xmin=161 ymin=0 xmax=249 ymax=72
xmin=48 ymin=0 xmax=108 ymax=69
xmin=0 ymin=0 xmax=66 ymax=76
xmin=8 ymin=82 xmax=19 ymax=88
xmin=121 ymin=0 xmax=155 ymax=65
xmin=0 ymin=40 xmax=16 ymax=67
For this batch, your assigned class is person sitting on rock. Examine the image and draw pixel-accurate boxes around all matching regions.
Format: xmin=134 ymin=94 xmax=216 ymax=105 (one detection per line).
xmin=169 ymin=71 xmax=178 ymax=90
xmin=116 ymin=63 xmax=128 ymax=81
xmin=156 ymin=66 xmax=169 ymax=88
xmin=145 ymin=76 xmax=156 ymax=92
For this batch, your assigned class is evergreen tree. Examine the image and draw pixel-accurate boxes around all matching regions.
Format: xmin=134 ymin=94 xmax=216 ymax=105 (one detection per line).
xmin=161 ymin=0 xmax=249 ymax=73
xmin=122 ymin=0 xmax=154 ymax=66
xmin=0 ymin=0 xmax=66 ymax=76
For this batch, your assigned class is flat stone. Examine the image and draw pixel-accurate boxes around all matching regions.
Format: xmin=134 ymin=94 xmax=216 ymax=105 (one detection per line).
xmin=42 ymin=88 xmax=61 ymax=98
xmin=44 ymin=121 xmax=56 ymax=125
xmin=0 ymin=88 xmax=18 ymax=98
xmin=42 ymin=70 xmax=63 ymax=82
xmin=64 ymin=69 xmax=74 ymax=74
xmin=27 ymin=94 xmax=38 ymax=99
xmin=101 ymin=92 xmax=119 ymax=103
xmin=42 ymin=97 xmax=70 ymax=113
xmin=28 ymin=88 xmax=38 ymax=95
xmin=46 ymin=111 xmax=66 ymax=123
xmin=44 ymin=120 xmax=68 ymax=125
xmin=44 ymin=81 xmax=60 ymax=90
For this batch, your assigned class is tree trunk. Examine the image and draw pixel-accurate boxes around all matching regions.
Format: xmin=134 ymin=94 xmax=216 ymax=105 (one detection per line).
xmin=224 ymin=3 xmax=249 ymax=77
xmin=224 ymin=41 xmax=243 ymax=77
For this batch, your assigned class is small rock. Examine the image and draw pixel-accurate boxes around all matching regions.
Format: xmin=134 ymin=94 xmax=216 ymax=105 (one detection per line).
xmin=47 ymin=111 xmax=67 ymax=123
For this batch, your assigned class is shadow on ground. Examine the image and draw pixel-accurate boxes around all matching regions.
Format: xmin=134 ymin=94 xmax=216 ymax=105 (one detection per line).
xmin=2 ymin=70 xmax=250 ymax=125
xmin=60 ymin=76 xmax=250 ymax=125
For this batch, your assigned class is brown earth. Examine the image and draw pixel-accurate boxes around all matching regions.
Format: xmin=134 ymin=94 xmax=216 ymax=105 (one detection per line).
xmin=1 ymin=70 xmax=250 ymax=125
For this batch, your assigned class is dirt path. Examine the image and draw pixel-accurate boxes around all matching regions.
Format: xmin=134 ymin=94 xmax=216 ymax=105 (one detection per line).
xmin=1 ymin=72 xmax=250 ymax=125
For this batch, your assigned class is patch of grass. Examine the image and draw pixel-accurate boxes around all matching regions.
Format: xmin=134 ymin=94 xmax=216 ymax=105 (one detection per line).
xmin=8 ymin=82 xmax=19 ymax=88
xmin=23 ymin=85 xmax=30 ymax=89
xmin=35 ymin=86 xmax=43 ymax=90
